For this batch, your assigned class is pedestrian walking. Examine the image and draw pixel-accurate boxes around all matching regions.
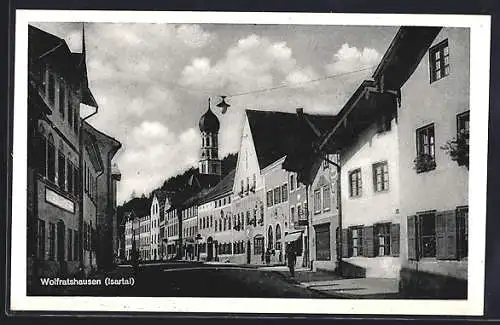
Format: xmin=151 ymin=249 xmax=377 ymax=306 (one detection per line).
xmin=286 ymin=243 xmax=296 ymax=278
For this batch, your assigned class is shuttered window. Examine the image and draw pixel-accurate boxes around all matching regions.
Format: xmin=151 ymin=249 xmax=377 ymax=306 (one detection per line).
xmin=375 ymin=223 xmax=391 ymax=256
xmin=419 ymin=212 xmax=436 ymax=258
xmin=267 ymin=190 xmax=273 ymax=207
xmin=314 ymin=190 xmax=321 ymax=213
xmin=315 ymin=223 xmax=331 ymax=261
xmin=47 ymin=137 xmax=56 ymax=182
xmin=350 ymin=226 xmax=363 ymax=257
xmin=349 ymin=169 xmax=362 ymax=197
xmin=67 ymin=229 xmax=73 ymax=261
xmin=58 ymin=151 xmax=66 ymax=190
xmin=281 ymin=184 xmax=288 ymax=202
xmin=408 ymin=209 xmax=465 ymax=260
xmin=323 ymin=186 xmax=331 ymax=211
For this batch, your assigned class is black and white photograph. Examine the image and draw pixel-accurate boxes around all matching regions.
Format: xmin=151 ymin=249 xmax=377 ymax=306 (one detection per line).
xmin=10 ymin=10 xmax=490 ymax=315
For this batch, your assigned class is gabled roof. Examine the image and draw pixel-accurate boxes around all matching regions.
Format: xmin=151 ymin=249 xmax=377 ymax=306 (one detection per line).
xmin=372 ymin=26 xmax=442 ymax=90
xmin=199 ymin=169 xmax=236 ymax=205
xmin=83 ymin=121 xmax=122 ymax=155
xmin=28 ymin=25 xmax=98 ymax=108
xmin=246 ymin=109 xmax=338 ymax=170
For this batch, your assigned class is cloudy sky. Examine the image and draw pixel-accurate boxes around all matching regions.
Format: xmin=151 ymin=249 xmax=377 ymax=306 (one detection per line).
xmin=30 ymin=21 xmax=398 ymax=204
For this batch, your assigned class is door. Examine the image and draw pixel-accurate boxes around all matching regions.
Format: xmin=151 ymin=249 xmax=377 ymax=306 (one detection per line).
xmin=246 ymin=240 xmax=251 ymax=264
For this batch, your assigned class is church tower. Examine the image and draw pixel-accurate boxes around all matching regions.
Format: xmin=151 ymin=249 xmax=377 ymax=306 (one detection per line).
xmin=198 ymin=99 xmax=221 ymax=176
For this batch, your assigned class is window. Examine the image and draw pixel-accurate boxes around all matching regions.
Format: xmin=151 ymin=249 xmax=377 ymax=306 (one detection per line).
xmin=246 ymin=177 xmax=250 ymax=192
xmin=429 ymin=39 xmax=449 ymax=83
xmin=323 ymin=154 xmax=329 ymax=169
xmin=349 ymin=169 xmax=362 ymax=197
xmin=67 ymin=93 xmax=73 ymax=127
xmin=267 ymin=190 xmax=273 ymax=207
xmin=420 ymin=212 xmax=437 ymax=258
xmin=36 ymin=136 xmax=47 ymax=177
xmin=290 ymin=174 xmax=295 ymax=191
xmin=58 ymin=81 xmax=65 ymax=118
xmin=314 ymin=190 xmax=321 ymax=214
xmin=47 ymin=136 xmax=56 ymax=182
xmin=377 ymin=114 xmax=392 ymax=133
xmin=416 ymin=124 xmax=436 ymax=168
xmin=376 ymin=223 xmax=391 ymax=256
xmin=48 ymin=73 xmax=56 ymax=105
xmin=457 ymin=110 xmax=470 ymax=146
xmin=351 ymin=227 xmax=363 ymax=257
xmin=73 ymin=109 xmax=79 ymax=134
xmin=73 ymin=167 xmax=79 ymax=196
xmin=58 ymin=151 xmax=66 ymax=190
xmin=322 ymin=186 xmax=331 ymax=211
xmin=254 ymin=236 xmax=264 ymax=255
xmin=281 ymin=184 xmax=288 ymax=202
xmin=37 ymin=219 xmax=46 ymax=260
xmin=267 ymin=226 xmax=273 ymax=250
xmin=74 ymin=230 xmax=79 ymax=261
xmin=210 ymin=215 xmax=213 ymax=228
xmin=48 ymin=222 xmax=55 ymax=260
xmin=315 ymin=224 xmax=331 ymax=261
xmin=275 ymin=224 xmax=282 ymax=250
xmin=252 ymin=174 xmax=256 ymax=190
xmin=273 ymin=187 xmax=281 ymax=205
xmin=240 ymin=180 xmax=244 ymax=194
xmin=67 ymin=229 xmax=73 ymax=261
xmin=290 ymin=206 xmax=295 ymax=222
xmin=373 ymin=161 xmax=389 ymax=192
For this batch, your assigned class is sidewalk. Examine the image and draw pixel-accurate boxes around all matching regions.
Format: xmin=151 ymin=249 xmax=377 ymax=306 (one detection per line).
xmin=257 ymin=265 xmax=401 ymax=299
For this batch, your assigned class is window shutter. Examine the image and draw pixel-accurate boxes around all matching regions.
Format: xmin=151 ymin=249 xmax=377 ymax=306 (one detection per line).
xmin=434 ymin=211 xmax=457 ymax=260
xmin=390 ymin=223 xmax=400 ymax=257
xmin=407 ymin=215 xmax=417 ymax=260
xmin=341 ymin=228 xmax=349 ymax=258
xmin=435 ymin=211 xmax=447 ymax=259
xmin=363 ymin=226 xmax=375 ymax=257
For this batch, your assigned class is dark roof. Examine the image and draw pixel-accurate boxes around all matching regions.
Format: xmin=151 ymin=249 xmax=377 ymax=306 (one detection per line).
xmin=372 ymin=26 xmax=442 ymax=90
xmin=83 ymin=121 xmax=121 ymax=152
xmin=199 ymin=169 xmax=236 ymax=204
xmin=28 ymin=25 xmax=98 ymax=108
xmin=246 ymin=109 xmax=338 ymax=170
xmin=199 ymin=107 xmax=220 ymax=133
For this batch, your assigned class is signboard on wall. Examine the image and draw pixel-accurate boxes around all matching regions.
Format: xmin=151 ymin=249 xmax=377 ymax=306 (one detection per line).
xmin=45 ymin=187 xmax=75 ymax=213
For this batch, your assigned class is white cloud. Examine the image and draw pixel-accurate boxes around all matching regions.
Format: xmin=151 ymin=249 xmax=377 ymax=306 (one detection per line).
xmin=132 ymin=121 xmax=172 ymax=140
xmin=179 ymin=34 xmax=306 ymax=94
xmin=326 ymin=43 xmax=381 ymax=74
xmin=176 ymin=24 xmax=214 ymax=48
xmin=116 ymin=124 xmax=201 ymax=201
xmin=285 ymin=67 xmax=318 ymax=88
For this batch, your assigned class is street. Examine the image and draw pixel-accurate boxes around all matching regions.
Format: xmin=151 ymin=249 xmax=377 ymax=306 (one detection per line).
xmin=31 ymin=261 xmax=402 ymax=299
xmin=33 ymin=262 xmax=327 ymax=298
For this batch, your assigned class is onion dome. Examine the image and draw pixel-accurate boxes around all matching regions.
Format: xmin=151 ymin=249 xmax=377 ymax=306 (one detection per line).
xmin=199 ymin=99 xmax=220 ymax=133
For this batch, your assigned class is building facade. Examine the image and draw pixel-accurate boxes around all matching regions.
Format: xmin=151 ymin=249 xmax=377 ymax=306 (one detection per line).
xmin=391 ymin=27 xmax=470 ymax=297
xmin=27 ymin=25 xmax=100 ymax=283
xmin=82 ymin=122 xmax=121 ymax=271
xmin=308 ymin=154 xmax=338 ymax=272
xmin=139 ymin=214 xmax=151 ymax=261
xmin=165 ymin=200 xmax=179 ymax=260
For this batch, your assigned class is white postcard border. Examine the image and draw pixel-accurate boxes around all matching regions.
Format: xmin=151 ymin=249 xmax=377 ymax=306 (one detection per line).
xmin=11 ymin=10 xmax=491 ymax=315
